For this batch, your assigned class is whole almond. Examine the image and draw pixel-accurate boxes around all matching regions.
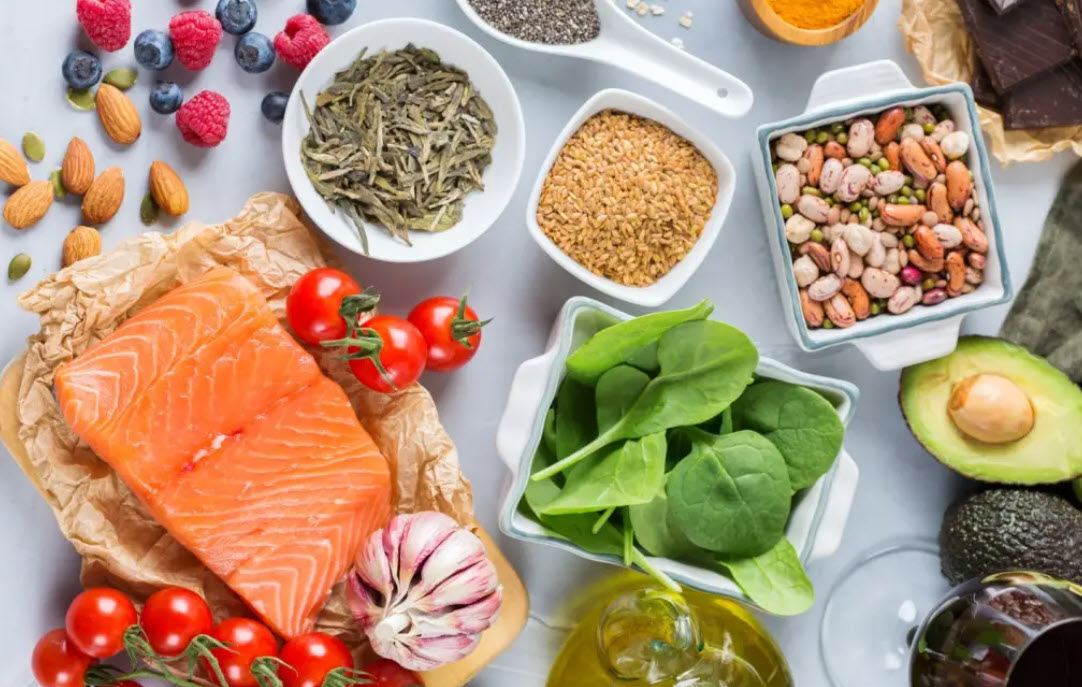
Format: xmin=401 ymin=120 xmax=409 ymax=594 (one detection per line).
xmin=0 ymin=138 xmax=30 ymax=187
xmin=96 ymin=84 xmax=142 ymax=145
xmin=82 ymin=167 xmax=125 ymax=224
xmin=62 ymin=226 xmax=102 ymax=267
xmin=62 ymin=137 xmax=95 ymax=195
xmin=149 ymin=161 xmax=189 ymax=216
xmin=3 ymin=180 xmax=53 ymax=229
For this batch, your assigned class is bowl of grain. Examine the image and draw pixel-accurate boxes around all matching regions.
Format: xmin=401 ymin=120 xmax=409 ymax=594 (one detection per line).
xmin=736 ymin=0 xmax=880 ymax=46
xmin=526 ymin=89 xmax=735 ymax=307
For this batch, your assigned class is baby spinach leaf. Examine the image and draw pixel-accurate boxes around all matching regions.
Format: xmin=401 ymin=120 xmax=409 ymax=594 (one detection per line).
xmin=697 ymin=407 xmax=734 ymax=436
xmin=626 ymin=340 xmax=660 ymax=375
xmin=534 ymin=320 xmax=759 ymax=481
xmin=666 ymin=429 xmax=791 ymax=557
xmin=539 ymin=433 xmax=667 ymax=515
xmin=555 ymin=376 xmax=596 ymax=461
xmin=596 ymin=365 xmax=652 ymax=432
xmin=542 ymin=408 xmax=557 ymax=456
xmin=629 ymin=481 xmax=701 ymax=559
xmin=732 ymin=380 xmax=845 ymax=491
xmin=718 ymin=538 xmax=814 ymax=616
xmin=565 ymin=300 xmax=714 ymax=384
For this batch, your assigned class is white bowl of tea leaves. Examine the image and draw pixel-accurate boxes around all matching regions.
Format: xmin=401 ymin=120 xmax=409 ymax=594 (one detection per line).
xmin=284 ymin=18 xmax=526 ymax=262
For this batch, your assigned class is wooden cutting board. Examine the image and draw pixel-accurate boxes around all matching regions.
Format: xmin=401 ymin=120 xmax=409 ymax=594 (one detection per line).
xmin=0 ymin=352 xmax=528 ymax=687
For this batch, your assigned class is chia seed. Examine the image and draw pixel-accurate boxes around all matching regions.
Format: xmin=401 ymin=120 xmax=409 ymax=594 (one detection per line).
xmin=467 ymin=0 xmax=601 ymax=45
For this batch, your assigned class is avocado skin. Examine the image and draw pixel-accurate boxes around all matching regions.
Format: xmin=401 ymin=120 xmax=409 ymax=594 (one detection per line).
xmin=940 ymin=489 xmax=1082 ymax=586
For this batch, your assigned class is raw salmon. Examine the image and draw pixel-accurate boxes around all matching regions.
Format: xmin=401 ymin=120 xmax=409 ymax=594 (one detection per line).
xmin=54 ymin=267 xmax=392 ymax=638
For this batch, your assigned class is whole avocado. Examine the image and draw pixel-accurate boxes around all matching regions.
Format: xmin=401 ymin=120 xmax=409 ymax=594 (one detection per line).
xmin=940 ymin=489 xmax=1082 ymax=586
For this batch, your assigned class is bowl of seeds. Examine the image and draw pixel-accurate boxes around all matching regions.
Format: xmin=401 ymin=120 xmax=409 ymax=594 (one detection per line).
xmin=527 ymin=88 xmax=735 ymax=307
xmin=283 ymin=18 xmax=526 ymax=262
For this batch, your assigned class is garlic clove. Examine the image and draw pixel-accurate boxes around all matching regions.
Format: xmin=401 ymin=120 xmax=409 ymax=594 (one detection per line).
xmin=396 ymin=632 xmax=482 ymax=672
xmin=411 ymin=529 xmax=488 ymax=601
xmin=409 ymin=589 xmax=503 ymax=637
xmin=355 ymin=529 xmax=395 ymax=603
xmin=347 ymin=572 xmax=386 ymax=629
xmin=396 ymin=512 xmax=460 ymax=595
xmin=381 ymin=515 xmax=409 ymax=591
xmin=409 ymin=559 xmax=500 ymax=614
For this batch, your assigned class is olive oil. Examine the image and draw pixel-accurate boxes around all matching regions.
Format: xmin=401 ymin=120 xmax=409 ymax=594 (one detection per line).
xmin=546 ymin=572 xmax=793 ymax=687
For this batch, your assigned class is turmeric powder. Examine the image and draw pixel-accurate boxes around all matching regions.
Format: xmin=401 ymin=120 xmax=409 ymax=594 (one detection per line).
xmin=766 ymin=0 xmax=865 ymax=30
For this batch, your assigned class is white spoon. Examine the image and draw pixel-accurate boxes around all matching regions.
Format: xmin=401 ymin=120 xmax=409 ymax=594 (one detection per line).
xmin=455 ymin=0 xmax=754 ymax=119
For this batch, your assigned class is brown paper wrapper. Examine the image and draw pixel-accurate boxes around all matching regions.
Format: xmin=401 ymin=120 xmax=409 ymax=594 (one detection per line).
xmin=12 ymin=193 xmax=474 ymax=660
xmin=899 ymin=0 xmax=1082 ymax=164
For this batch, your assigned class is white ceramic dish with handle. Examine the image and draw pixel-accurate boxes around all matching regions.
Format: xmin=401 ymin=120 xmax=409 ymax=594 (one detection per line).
xmin=454 ymin=0 xmax=754 ymax=119
xmin=753 ymin=60 xmax=1013 ymax=371
xmin=526 ymin=89 xmax=737 ymax=308
xmin=494 ymin=297 xmax=861 ymax=609
xmin=282 ymin=18 xmax=526 ymax=263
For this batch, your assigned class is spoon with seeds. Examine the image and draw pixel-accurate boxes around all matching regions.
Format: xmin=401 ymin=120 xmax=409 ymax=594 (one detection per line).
xmin=456 ymin=0 xmax=753 ymax=119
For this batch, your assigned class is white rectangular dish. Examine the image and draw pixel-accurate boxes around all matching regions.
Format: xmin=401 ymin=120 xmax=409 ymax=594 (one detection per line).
xmin=526 ymin=89 xmax=737 ymax=307
xmin=494 ymin=297 xmax=860 ymax=609
xmin=752 ymin=60 xmax=1013 ymax=371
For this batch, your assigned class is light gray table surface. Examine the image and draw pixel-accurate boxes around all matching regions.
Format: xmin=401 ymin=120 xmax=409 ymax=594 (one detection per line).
xmin=1 ymin=1 xmax=1076 ymax=686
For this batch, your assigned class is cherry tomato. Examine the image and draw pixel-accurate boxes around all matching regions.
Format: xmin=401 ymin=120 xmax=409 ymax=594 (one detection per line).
xmin=278 ymin=632 xmax=354 ymax=687
xmin=65 ymin=587 xmax=138 ymax=659
xmin=140 ymin=587 xmax=214 ymax=657
xmin=31 ymin=629 xmax=94 ymax=687
xmin=286 ymin=268 xmax=362 ymax=345
xmin=203 ymin=618 xmax=279 ymax=687
xmin=364 ymin=658 xmax=425 ymax=687
xmin=407 ymin=295 xmax=488 ymax=373
xmin=347 ymin=315 xmax=427 ymax=394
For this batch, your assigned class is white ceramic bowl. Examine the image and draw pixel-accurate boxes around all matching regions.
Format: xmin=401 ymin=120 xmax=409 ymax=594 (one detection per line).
xmin=753 ymin=60 xmax=1013 ymax=371
xmin=526 ymin=89 xmax=737 ymax=308
xmin=495 ymin=297 xmax=861 ymax=609
xmin=282 ymin=18 xmax=526 ymax=263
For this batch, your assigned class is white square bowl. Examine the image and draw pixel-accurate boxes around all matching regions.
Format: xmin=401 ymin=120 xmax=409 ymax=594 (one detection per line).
xmin=752 ymin=61 xmax=1014 ymax=371
xmin=494 ymin=297 xmax=861 ymax=610
xmin=526 ymin=89 xmax=737 ymax=308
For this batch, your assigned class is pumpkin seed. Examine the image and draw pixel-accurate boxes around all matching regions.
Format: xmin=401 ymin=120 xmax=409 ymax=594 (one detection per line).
xmin=8 ymin=254 xmax=31 ymax=280
xmin=66 ymin=88 xmax=96 ymax=111
xmin=140 ymin=192 xmax=159 ymax=225
xmin=103 ymin=68 xmax=138 ymax=91
xmin=21 ymin=132 xmax=45 ymax=162
xmin=49 ymin=169 xmax=66 ymax=198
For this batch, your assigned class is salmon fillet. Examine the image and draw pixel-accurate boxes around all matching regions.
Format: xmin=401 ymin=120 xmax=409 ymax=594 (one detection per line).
xmin=54 ymin=267 xmax=392 ymax=637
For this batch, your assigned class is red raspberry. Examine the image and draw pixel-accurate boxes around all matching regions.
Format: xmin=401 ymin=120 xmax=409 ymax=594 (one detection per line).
xmin=76 ymin=0 xmax=131 ymax=52
xmin=169 ymin=11 xmax=223 ymax=71
xmin=176 ymin=91 xmax=231 ymax=148
xmin=274 ymin=14 xmax=331 ymax=71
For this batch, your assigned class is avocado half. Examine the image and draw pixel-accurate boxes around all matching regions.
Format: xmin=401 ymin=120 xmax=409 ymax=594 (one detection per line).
xmin=900 ymin=336 xmax=1082 ymax=484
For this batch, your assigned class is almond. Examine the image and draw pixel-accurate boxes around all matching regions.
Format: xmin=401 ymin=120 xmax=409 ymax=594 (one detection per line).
xmin=149 ymin=161 xmax=189 ymax=216
xmin=0 ymin=138 xmax=30 ymax=187
xmin=96 ymin=84 xmax=142 ymax=146
xmin=62 ymin=137 xmax=96 ymax=195
xmin=3 ymin=180 xmax=53 ymax=229
xmin=82 ymin=167 xmax=125 ymax=224
xmin=62 ymin=226 xmax=102 ymax=267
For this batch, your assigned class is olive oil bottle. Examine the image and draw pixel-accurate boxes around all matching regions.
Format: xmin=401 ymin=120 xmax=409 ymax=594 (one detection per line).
xmin=546 ymin=572 xmax=793 ymax=686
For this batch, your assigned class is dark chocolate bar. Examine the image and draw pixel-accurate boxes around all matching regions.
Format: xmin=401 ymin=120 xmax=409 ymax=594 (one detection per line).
xmin=957 ymin=0 xmax=1075 ymax=93
xmin=1003 ymin=59 xmax=1082 ymax=129
xmin=971 ymin=61 xmax=1002 ymax=109
xmin=1056 ymin=0 xmax=1082 ymax=51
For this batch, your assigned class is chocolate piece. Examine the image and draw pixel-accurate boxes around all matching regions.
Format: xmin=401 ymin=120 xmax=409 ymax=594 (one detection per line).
xmin=971 ymin=61 xmax=1001 ymax=109
xmin=987 ymin=0 xmax=1027 ymax=13
xmin=1003 ymin=59 xmax=1082 ymax=129
xmin=957 ymin=0 xmax=1075 ymax=93
xmin=1056 ymin=0 xmax=1082 ymax=50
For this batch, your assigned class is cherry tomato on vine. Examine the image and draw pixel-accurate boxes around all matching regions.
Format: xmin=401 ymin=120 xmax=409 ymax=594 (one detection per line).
xmin=286 ymin=268 xmax=363 ymax=345
xmin=31 ymin=629 xmax=94 ymax=687
xmin=346 ymin=315 xmax=427 ymax=394
xmin=65 ymin=587 xmax=138 ymax=659
xmin=203 ymin=618 xmax=279 ymax=687
xmin=140 ymin=587 xmax=214 ymax=657
xmin=278 ymin=632 xmax=354 ymax=687
xmin=363 ymin=658 xmax=425 ymax=687
xmin=407 ymin=295 xmax=489 ymax=373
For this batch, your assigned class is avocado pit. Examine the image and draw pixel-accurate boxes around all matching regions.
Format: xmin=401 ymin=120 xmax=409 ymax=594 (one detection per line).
xmin=948 ymin=374 xmax=1035 ymax=444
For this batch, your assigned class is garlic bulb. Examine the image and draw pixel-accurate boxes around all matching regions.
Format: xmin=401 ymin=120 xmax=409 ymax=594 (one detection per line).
xmin=347 ymin=512 xmax=502 ymax=671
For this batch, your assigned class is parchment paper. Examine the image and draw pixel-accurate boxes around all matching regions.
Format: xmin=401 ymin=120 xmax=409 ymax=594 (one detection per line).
xmin=899 ymin=0 xmax=1082 ymax=164
xmin=12 ymin=193 xmax=475 ymax=658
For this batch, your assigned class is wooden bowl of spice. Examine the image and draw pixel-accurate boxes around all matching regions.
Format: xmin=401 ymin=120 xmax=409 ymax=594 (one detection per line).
xmin=736 ymin=0 xmax=880 ymax=46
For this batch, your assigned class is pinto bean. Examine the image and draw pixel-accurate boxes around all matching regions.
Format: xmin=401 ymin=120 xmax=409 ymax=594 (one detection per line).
xmin=875 ymin=107 xmax=906 ymax=146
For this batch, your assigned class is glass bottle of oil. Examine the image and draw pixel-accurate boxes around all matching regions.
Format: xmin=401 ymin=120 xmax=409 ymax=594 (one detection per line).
xmin=546 ymin=572 xmax=793 ymax=687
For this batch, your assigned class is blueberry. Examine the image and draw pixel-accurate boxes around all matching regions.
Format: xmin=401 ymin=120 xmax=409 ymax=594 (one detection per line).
xmin=134 ymin=30 xmax=175 ymax=71
xmin=216 ymin=0 xmax=258 ymax=35
xmin=150 ymin=82 xmax=184 ymax=115
xmin=235 ymin=32 xmax=276 ymax=74
xmin=62 ymin=51 xmax=102 ymax=90
xmin=261 ymin=92 xmax=289 ymax=123
xmin=306 ymin=0 xmax=356 ymax=25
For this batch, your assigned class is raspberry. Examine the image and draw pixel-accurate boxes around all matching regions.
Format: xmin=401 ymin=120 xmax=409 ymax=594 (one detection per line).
xmin=169 ymin=11 xmax=223 ymax=71
xmin=76 ymin=0 xmax=132 ymax=52
xmin=274 ymin=15 xmax=330 ymax=71
xmin=176 ymin=91 xmax=230 ymax=148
